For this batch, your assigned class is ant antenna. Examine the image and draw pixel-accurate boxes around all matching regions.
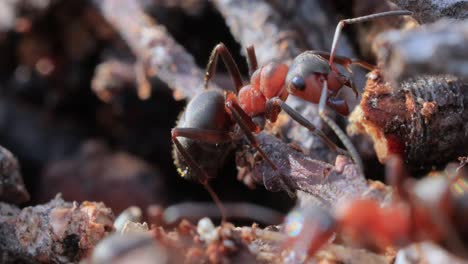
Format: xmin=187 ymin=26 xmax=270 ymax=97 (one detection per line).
xmin=319 ymin=80 xmax=363 ymax=174
xmin=329 ymin=10 xmax=412 ymax=65
xmin=202 ymin=180 xmax=227 ymax=224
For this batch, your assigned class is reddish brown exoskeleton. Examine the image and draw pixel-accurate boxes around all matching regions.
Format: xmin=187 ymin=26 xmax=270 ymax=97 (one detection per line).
xmin=172 ymin=10 xmax=412 ymax=220
xmin=282 ymin=155 xmax=468 ymax=261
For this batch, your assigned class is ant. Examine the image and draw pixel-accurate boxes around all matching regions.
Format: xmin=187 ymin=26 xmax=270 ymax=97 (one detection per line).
xmin=172 ymin=10 xmax=412 ymax=219
xmin=282 ymin=155 xmax=468 ymax=261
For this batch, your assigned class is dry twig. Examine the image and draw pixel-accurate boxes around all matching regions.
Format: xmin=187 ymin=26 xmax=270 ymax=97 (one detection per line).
xmin=95 ymin=0 xmax=217 ymax=100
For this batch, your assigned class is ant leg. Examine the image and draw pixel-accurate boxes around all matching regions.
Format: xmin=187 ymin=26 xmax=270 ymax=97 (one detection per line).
xmin=329 ymin=10 xmax=412 ymax=65
xmin=266 ymin=97 xmax=348 ymax=156
xmin=172 ymin=127 xmax=233 ymax=223
xmin=204 ymin=43 xmax=243 ymax=93
xmin=385 ymin=155 xmax=411 ymax=201
xmin=309 ymin=50 xmax=375 ymax=71
xmin=318 ymin=80 xmax=364 ymax=174
xmin=225 ymin=93 xmax=296 ymax=197
xmin=246 ymin=45 xmax=258 ymax=76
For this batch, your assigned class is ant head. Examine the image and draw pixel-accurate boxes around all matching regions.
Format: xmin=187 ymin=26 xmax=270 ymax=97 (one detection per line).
xmin=285 ymin=53 xmax=330 ymax=104
xmin=285 ymin=52 xmax=351 ymax=104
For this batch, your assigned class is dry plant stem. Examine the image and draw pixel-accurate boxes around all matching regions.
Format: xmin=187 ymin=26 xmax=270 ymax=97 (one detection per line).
xmin=96 ymin=0 xmax=216 ymax=100
xmin=0 ymin=195 xmax=114 ymax=263
xmin=387 ymin=0 xmax=468 ymax=23
xmin=0 ymin=146 xmax=30 ymax=204
xmin=376 ymin=19 xmax=468 ymax=84
xmin=349 ymin=70 xmax=468 ymax=170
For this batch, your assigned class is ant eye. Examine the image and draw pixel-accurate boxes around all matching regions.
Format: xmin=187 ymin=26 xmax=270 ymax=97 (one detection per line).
xmin=291 ymin=76 xmax=306 ymax=91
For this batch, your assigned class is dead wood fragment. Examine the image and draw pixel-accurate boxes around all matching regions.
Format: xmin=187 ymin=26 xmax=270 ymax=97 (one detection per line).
xmin=95 ymin=0 xmax=216 ymax=100
xmin=387 ymin=0 xmax=468 ymax=23
xmin=376 ymin=19 xmax=468 ymax=84
xmin=236 ymin=132 xmax=390 ymax=208
xmin=0 ymin=145 xmax=30 ymax=204
xmin=348 ymin=70 xmax=468 ymax=170
xmin=0 ymin=195 xmax=114 ymax=263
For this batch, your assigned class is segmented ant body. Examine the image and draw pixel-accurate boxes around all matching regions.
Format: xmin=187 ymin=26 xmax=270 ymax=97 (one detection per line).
xmin=172 ymin=10 xmax=412 ymax=218
xmin=283 ymin=156 xmax=468 ymax=261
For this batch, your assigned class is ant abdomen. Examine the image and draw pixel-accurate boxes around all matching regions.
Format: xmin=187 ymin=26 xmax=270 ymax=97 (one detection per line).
xmin=172 ymin=89 xmax=234 ymax=181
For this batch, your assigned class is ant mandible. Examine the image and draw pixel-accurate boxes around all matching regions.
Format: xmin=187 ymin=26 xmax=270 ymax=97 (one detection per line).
xmin=282 ymin=156 xmax=468 ymax=261
xmin=172 ymin=10 xmax=412 ymax=219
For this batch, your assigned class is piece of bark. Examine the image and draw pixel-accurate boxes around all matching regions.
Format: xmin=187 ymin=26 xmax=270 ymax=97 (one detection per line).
xmin=348 ymin=70 xmax=468 ymax=170
xmin=39 ymin=140 xmax=166 ymax=214
xmin=0 ymin=145 xmax=30 ymax=204
xmin=388 ymin=0 xmax=468 ymax=23
xmin=376 ymin=19 xmax=468 ymax=85
xmin=236 ymin=132 xmax=390 ymax=208
xmin=0 ymin=195 xmax=114 ymax=263
xmin=95 ymin=0 xmax=217 ymax=100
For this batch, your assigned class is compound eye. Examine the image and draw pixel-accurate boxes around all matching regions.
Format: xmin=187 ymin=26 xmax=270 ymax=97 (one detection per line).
xmin=291 ymin=76 xmax=306 ymax=91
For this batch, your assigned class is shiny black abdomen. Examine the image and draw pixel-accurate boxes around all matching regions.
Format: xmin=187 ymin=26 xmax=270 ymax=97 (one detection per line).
xmin=173 ymin=89 xmax=234 ymax=181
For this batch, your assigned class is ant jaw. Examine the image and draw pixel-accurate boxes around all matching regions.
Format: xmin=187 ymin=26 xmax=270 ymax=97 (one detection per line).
xmin=327 ymin=98 xmax=349 ymax=116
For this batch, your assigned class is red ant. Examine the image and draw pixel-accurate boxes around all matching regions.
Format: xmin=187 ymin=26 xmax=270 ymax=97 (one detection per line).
xmin=282 ymin=155 xmax=468 ymax=261
xmin=172 ymin=10 xmax=412 ymax=219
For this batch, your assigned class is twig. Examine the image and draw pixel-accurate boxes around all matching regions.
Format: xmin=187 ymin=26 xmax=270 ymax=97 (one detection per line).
xmin=95 ymin=0 xmax=217 ymax=100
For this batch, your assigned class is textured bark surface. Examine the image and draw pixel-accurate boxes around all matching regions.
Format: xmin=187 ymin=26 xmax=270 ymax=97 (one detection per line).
xmin=96 ymin=0 xmax=216 ymax=100
xmin=236 ymin=132 xmax=390 ymax=208
xmin=349 ymin=70 xmax=468 ymax=170
xmin=388 ymin=0 xmax=468 ymax=23
xmin=0 ymin=196 xmax=114 ymax=263
xmin=376 ymin=19 xmax=468 ymax=84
